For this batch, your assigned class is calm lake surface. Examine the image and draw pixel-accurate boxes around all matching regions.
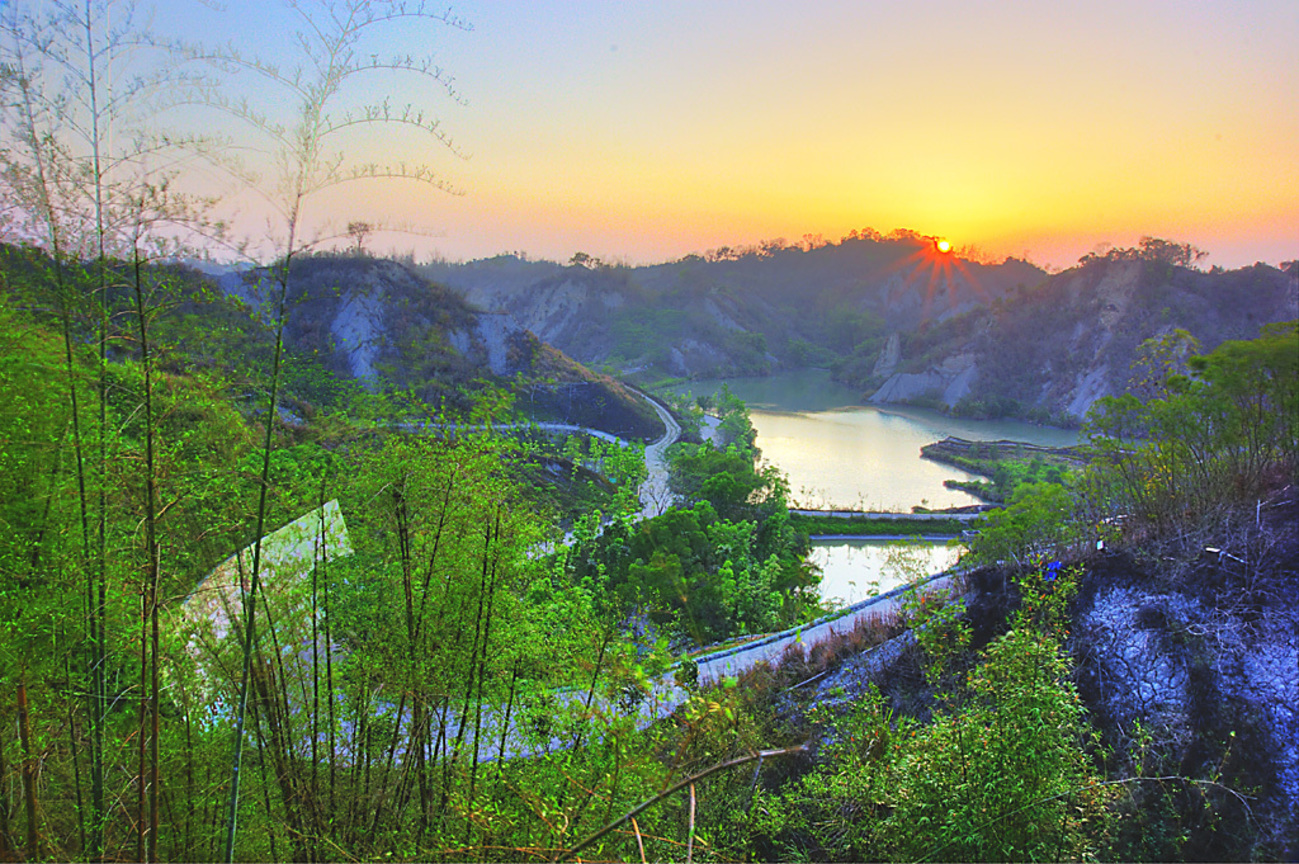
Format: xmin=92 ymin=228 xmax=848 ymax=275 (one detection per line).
xmin=669 ymin=370 xmax=1081 ymax=603
xmin=672 ymin=369 xmax=1079 ymax=511
xmin=812 ymin=540 xmax=964 ymax=606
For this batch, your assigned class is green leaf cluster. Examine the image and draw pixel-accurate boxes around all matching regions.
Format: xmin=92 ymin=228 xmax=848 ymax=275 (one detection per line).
xmin=1081 ymin=321 xmax=1298 ymax=532
xmin=743 ymin=567 xmax=1109 ymax=862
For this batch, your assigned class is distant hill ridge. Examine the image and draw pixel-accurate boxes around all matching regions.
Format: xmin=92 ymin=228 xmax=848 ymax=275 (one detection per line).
xmin=221 ymin=255 xmax=665 ymax=441
xmin=420 ymin=238 xmax=1297 ymax=423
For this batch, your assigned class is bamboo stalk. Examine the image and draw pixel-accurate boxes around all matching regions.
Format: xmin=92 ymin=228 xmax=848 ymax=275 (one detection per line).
xmin=466 ymin=515 xmax=502 ymax=840
xmin=64 ymin=651 xmax=86 ymax=854
xmin=17 ymin=676 xmax=38 ymax=861
xmin=224 ymin=257 xmax=291 ymax=862
xmin=138 ymin=584 xmax=149 ymax=864
xmin=132 ymin=246 xmax=163 ymax=864
xmin=493 ymin=658 xmax=521 ymax=798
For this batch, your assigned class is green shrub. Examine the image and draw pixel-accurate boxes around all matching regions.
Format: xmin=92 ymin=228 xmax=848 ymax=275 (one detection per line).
xmin=745 ymin=603 xmax=1109 ymax=861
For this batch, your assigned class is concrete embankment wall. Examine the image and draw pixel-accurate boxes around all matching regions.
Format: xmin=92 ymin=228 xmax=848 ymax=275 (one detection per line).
xmin=693 ymin=570 xmax=960 ymax=685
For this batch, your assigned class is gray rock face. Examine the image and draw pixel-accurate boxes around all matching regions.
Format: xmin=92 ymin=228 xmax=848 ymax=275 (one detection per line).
xmin=474 ymin=312 xmax=516 ymax=376
xmin=869 ymin=353 xmax=977 ymax=408
xmin=867 ymin=259 xmax=1297 ymax=421
xmin=1074 ymin=558 xmax=1299 ymax=855
xmin=872 ymin=332 xmax=902 ymax=378
xmin=667 ymin=338 xmax=731 ymax=377
xmin=330 ymin=284 xmax=386 ymax=383
xmin=1079 ymin=587 xmax=1199 ymax=734
xmin=869 ymin=370 xmax=946 ymax=404
xmin=1066 ymin=366 xmax=1110 ymax=420
xmin=941 ymin=362 xmax=978 ymax=405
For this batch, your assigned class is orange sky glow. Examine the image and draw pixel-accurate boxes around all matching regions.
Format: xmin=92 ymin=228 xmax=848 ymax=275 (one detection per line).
xmin=160 ymin=0 xmax=1298 ymax=270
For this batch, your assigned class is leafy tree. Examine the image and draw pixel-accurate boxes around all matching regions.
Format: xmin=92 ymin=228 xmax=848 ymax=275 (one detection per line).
xmin=744 ymin=565 xmax=1108 ymax=862
xmin=1081 ymin=322 xmax=1298 ymax=535
xmin=1078 ymin=236 xmax=1207 ymax=269
xmin=968 ymin=481 xmax=1075 ymax=569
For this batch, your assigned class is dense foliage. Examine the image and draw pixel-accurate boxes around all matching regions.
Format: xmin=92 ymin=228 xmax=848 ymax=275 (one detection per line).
xmin=1080 ymin=322 xmax=1299 ymax=530
xmin=3 ymin=0 xmax=1294 ymax=856
xmin=745 ymin=593 xmax=1108 ymax=861
xmin=0 ymin=255 xmax=686 ymax=860
xmin=568 ymin=388 xmax=820 ymax=644
xmin=960 ymin=321 xmax=1299 ymax=571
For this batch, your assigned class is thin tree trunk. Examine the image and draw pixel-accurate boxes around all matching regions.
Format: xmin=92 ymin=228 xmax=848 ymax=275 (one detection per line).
xmin=369 ymin=689 xmax=409 ymax=836
xmin=250 ymin=696 xmax=281 ymax=864
xmin=206 ymin=760 xmax=220 ymax=862
xmin=447 ymin=520 xmax=491 ymax=824
xmin=346 ymin=669 xmax=373 ymax=846
xmin=17 ymin=676 xmax=39 ymax=861
xmin=64 ymin=652 xmax=87 ymax=855
xmin=493 ymin=657 xmax=521 ymax=793
xmin=27 ymin=429 xmax=65 ymax=572
xmin=181 ymin=678 xmax=196 ymax=859
xmin=466 ymin=515 xmax=502 ymax=840
xmin=571 ymin=629 xmax=611 ymax=754
xmin=91 ymin=26 xmax=113 ymax=864
xmin=310 ymin=484 xmax=324 ymax=842
xmin=224 ymin=252 xmax=294 ymax=862
xmin=561 ymin=745 xmax=807 ymax=862
xmin=323 ymin=528 xmax=337 ymax=822
xmin=252 ymin=658 xmax=308 ymax=862
xmin=10 ymin=52 xmax=104 ymax=858
xmin=255 ymin=580 xmax=316 ymax=860
xmin=369 ymin=485 xmax=414 ymax=836
xmin=133 ymin=248 xmax=163 ymax=864
xmin=138 ymin=580 xmax=149 ymax=863
xmin=390 ymin=473 xmax=451 ymax=834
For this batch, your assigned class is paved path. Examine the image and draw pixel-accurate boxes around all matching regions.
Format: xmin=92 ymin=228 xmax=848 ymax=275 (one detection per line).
xmin=406 ymin=392 xmax=683 ymax=524
xmin=404 ymin=418 xmax=628 ymax=445
xmin=809 ymin=533 xmax=962 ymax=541
xmin=186 ymin=502 xmax=961 ymax=765
xmin=414 ymin=570 xmax=959 ymax=764
xmin=691 ymin=571 xmax=956 ymax=685
xmin=637 ymin=395 xmax=681 ymax=519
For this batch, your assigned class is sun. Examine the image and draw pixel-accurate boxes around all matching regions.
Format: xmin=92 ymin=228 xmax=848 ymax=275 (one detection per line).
xmin=878 ymin=235 xmax=986 ymax=322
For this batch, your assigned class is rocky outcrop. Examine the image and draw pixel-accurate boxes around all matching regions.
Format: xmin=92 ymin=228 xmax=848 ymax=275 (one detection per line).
xmin=869 ymin=353 xmax=977 ymax=407
xmin=329 ymin=281 xmax=386 ymax=383
xmin=666 ymin=338 xmax=731 ymax=378
xmin=1073 ymin=541 xmax=1299 ymax=858
xmin=869 ymin=370 xmax=945 ymax=404
xmin=220 ymin=256 xmax=663 ymax=438
xmin=866 ymin=258 xmax=1297 ymax=421
xmin=872 ymin=332 xmax=902 ymax=377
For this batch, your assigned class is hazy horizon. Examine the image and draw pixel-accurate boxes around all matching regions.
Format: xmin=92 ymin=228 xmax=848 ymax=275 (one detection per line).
xmin=145 ymin=1 xmax=1297 ymax=271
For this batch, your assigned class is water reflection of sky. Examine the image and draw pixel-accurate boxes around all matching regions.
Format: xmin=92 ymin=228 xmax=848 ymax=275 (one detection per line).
xmin=811 ymin=540 xmax=963 ymax=607
xmin=751 ymin=408 xmax=983 ymax=510
xmin=669 ymin=371 xmax=1079 ymax=511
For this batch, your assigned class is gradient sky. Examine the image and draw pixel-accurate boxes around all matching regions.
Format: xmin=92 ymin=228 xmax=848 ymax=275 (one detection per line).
xmin=162 ymin=0 xmax=1298 ymax=269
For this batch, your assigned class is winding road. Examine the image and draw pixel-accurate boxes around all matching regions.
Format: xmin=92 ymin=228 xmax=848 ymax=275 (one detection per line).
xmin=374 ymin=569 xmax=960 ymax=764
xmin=637 ymin=395 xmax=682 ymax=519
xmin=404 ymin=392 xmax=682 ymax=523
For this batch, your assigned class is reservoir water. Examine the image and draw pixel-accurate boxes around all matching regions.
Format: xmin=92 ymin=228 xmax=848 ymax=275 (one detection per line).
xmin=672 ymin=369 xmax=1079 ymax=511
xmin=669 ymin=370 xmax=1080 ymax=603
xmin=812 ymin=540 xmax=963 ymax=606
